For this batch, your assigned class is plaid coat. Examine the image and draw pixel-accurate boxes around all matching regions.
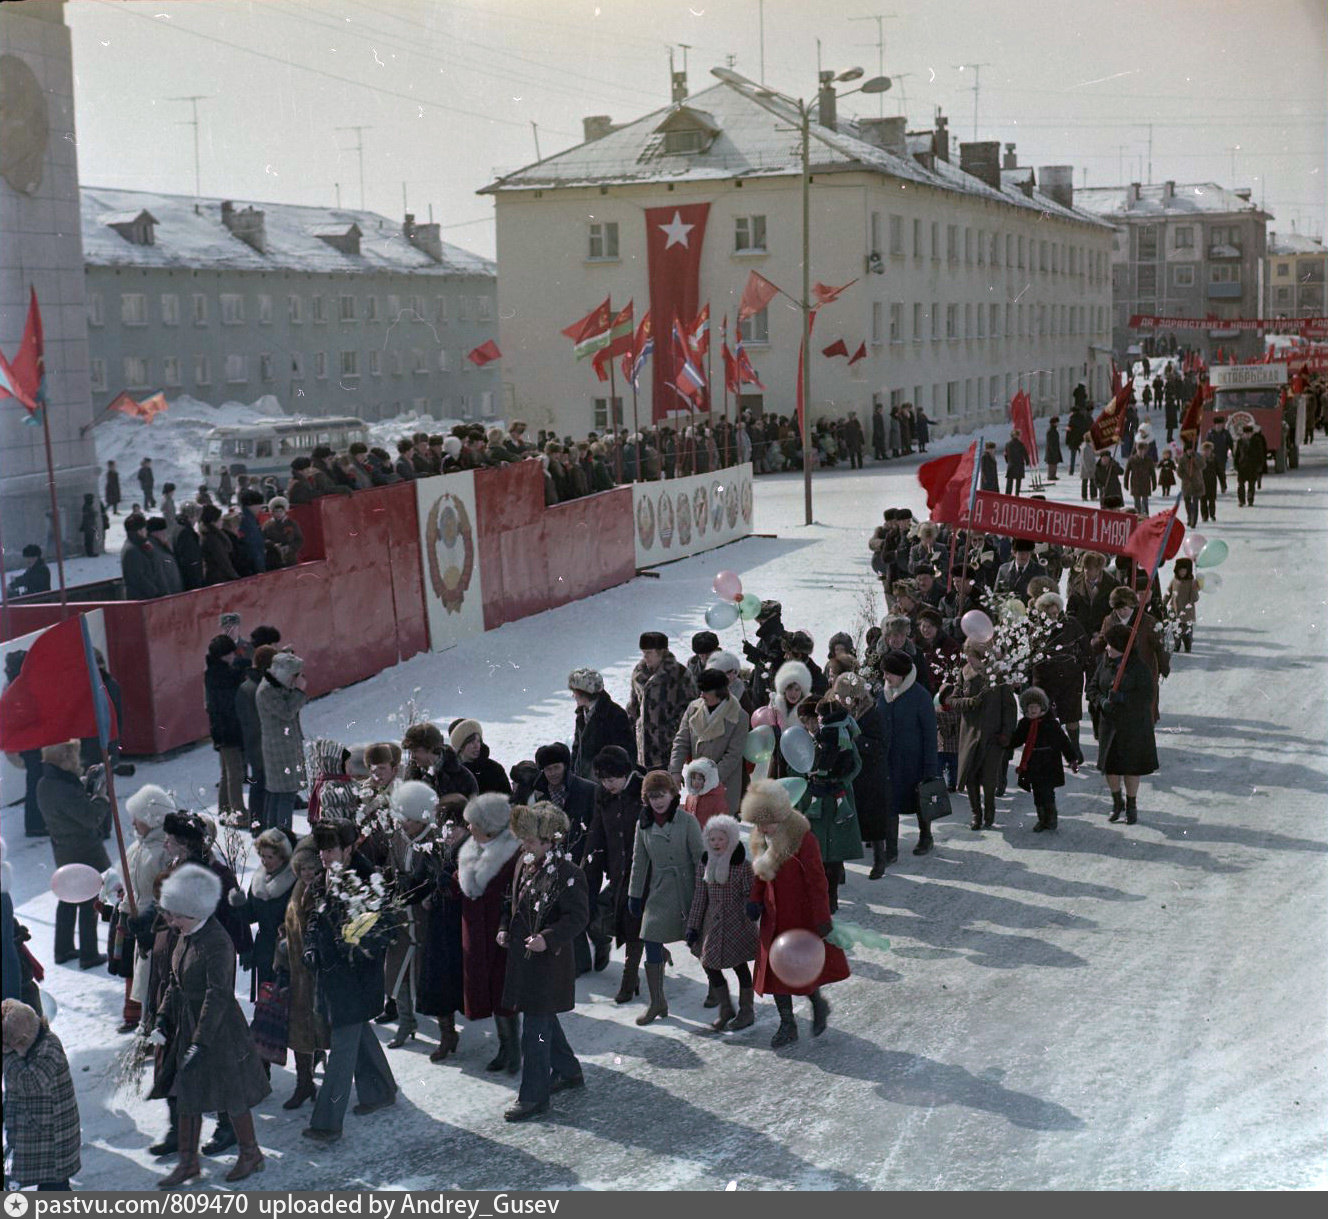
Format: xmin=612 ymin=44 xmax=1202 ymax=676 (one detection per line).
xmin=255 ymin=676 xmax=307 ymax=794
xmin=3 ymin=1026 xmax=81 ymax=1185
xmin=626 ymin=652 xmax=697 ymax=771
xmin=685 ymin=846 xmax=759 ymax=970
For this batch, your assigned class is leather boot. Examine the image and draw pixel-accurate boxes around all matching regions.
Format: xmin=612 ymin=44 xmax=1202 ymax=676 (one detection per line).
xmin=283 ymin=1052 xmax=317 ymax=1110
xmin=224 ymin=1112 xmax=264 ymax=1183
xmin=374 ymin=997 xmax=398 ymax=1025
xmin=1125 ymin=796 xmax=1138 ymax=825
xmin=614 ymin=942 xmax=642 ymax=1004
xmin=487 ymin=1014 xmax=521 ymax=1074
xmin=149 ymin=1098 xmax=179 ymax=1157
xmin=809 ymin=988 xmax=831 ymax=1037
xmin=1109 ymin=789 xmax=1125 ymax=822
xmin=157 ymin=1115 xmax=201 ymax=1189
xmin=703 ymin=978 xmax=721 ymax=1009
xmin=912 ymin=829 xmax=934 ymax=856
xmin=635 ymin=962 xmax=668 ymax=1025
xmin=729 ymin=987 xmax=756 ymax=1030
xmin=1048 ymin=798 xmax=1059 ymax=830
xmin=1032 ymin=805 xmax=1048 ymax=832
xmin=201 ymin=1114 xmax=236 ymax=1156
xmin=770 ymin=994 xmax=798 ymax=1048
xmin=707 ymin=983 xmax=734 ymax=1032
xmin=429 ymin=1012 xmax=460 ymax=1063
xmin=868 ymin=841 xmax=889 ymax=879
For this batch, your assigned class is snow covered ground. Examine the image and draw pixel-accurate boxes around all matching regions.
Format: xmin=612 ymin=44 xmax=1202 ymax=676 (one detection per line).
xmin=4 ymin=410 xmax=1327 ymax=1191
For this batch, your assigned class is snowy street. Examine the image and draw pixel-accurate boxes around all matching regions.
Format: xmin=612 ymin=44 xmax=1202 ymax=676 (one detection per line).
xmin=4 ymin=433 xmax=1326 ymax=1191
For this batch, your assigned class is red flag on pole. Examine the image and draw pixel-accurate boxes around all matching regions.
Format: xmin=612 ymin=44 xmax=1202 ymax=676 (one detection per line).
xmin=591 ymin=301 xmax=634 ymax=381
xmin=737 ymin=270 xmax=780 ymax=322
xmin=918 ymin=443 xmax=977 ymax=523
xmin=0 ymin=286 xmax=45 ymax=417
xmin=813 ymin=279 xmax=857 ymax=307
xmin=467 ymin=339 xmax=502 ymax=367
xmin=733 ymin=329 xmax=764 ymax=391
xmin=1121 ymin=502 xmax=1186 ymax=569
xmin=688 ymin=304 xmax=711 ymax=358
xmin=1010 ymin=389 xmax=1039 ymax=466
xmin=821 ymin=338 xmax=850 ymax=359
xmin=847 ymin=342 xmax=867 ymax=366
xmin=1178 ymin=386 xmax=1204 ymax=445
xmin=560 ymin=297 xmax=614 ymax=360
xmin=672 ymin=318 xmax=706 ymax=402
xmin=0 ymin=617 xmax=118 ymax=751
xmin=1090 ymin=385 xmax=1132 ymax=451
xmin=646 ymin=203 xmax=709 ymax=420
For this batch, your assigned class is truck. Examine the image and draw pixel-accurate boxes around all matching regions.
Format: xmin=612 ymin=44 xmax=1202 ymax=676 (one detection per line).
xmin=1200 ymin=363 xmax=1302 ymax=473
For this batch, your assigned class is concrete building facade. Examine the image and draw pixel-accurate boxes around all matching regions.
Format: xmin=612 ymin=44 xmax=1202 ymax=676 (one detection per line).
xmin=481 ymin=78 xmax=1114 ymax=440
xmin=1077 ymin=181 xmax=1271 ymax=360
xmin=1264 ymin=230 xmax=1327 ymax=322
xmin=81 ymin=188 xmax=499 ymax=425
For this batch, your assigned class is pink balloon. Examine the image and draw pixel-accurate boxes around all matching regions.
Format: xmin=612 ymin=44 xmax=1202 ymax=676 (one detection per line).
xmin=712 ymin=570 xmax=743 ymax=601
xmin=1180 ymin=533 xmax=1207 ymax=560
xmin=751 ymin=705 xmax=779 ymax=729
xmin=961 ymin=609 xmax=995 ymax=644
xmin=769 ymin=928 xmax=826 ymax=989
xmin=51 ymin=863 xmax=103 ymax=905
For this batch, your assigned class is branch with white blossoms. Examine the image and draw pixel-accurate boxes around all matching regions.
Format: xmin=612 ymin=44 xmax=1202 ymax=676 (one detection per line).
xmin=320 ymin=860 xmax=400 ymax=953
xmin=355 ymin=780 xmax=398 ymax=843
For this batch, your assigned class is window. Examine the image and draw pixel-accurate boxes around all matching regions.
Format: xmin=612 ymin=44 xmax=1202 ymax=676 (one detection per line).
xmin=1274 ymin=285 xmax=1292 ymax=306
xmin=964 ymin=303 xmax=972 ymax=338
xmin=589 ymin=221 xmax=619 ymax=259
xmin=87 ymin=292 xmax=104 ymax=327
xmin=946 ymin=304 xmax=958 ymax=339
xmin=1040 ymin=240 xmax=1049 ymax=271
xmin=369 ymin=350 xmax=381 ymax=376
xmin=1209 ymin=224 xmax=1241 ymax=251
xmin=387 ymin=293 xmax=402 ymax=318
xmin=314 ymin=352 xmax=328 ymax=379
xmin=663 ymin=128 xmax=704 ymax=154
xmin=871 ymin=301 xmax=883 ymax=345
xmin=964 ymin=228 xmax=973 ymax=264
xmin=931 ymin=221 xmax=940 ymax=260
xmin=433 ymin=296 xmax=447 ymax=324
xmin=365 ymin=295 xmax=379 ymax=323
xmin=224 ymin=354 xmax=247 ymax=383
xmin=946 ymin=380 xmax=960 ymax=416
xmin=930 ymin=302 xmax=940 ymax=341
xmin=481 ymin=390 xmax=494 ymax=415
xmin=312 ymin=294 xmax=327 ymax=323
xmin=477 ymin=295 xmax=493 ymax=321
xmin=259 ymin=353 xmax=274 ymax=382
xmin=194 ymin=354 xmax=211 ymax=384
xmin=1138 ymin=225 xmax=1158 ymax=260
xmin=738 ymin=307 xmax=768 ymax=345
xmin=220 ymin=294 xmax=245 ymax=325
xmin=1017 ymin=236 xmax=1025 ymax=269
xmin=947 ymin=224 xmax=958 ymax=262
xmin=438 ymin=348 xmax=450 ymax=372
xmin=288 ymin=294 xmax=303 ymax=324
xmin=390 ymin=351 xmax=404 ymax=376
xmin=120 ymin=293 xmax=147 ymax=326
xmin=162 ymin=356 xmax=181 ymax=387
xmin=912 ymin=302 xmax=923 ymax=340
xmin=889 ymin=301 xmax=902 ymax=343
xmin=991 ymin=233 xmax=1000 ymax=266
xmin=889 ymin=214 xmax=903 ymax=256
xmin=458 ymin=296 xmax=471 ymax=322
xmin=976 ymin=302 xmax=985 ymax=338
xmin=913 ymin=218 xmax=923 ymax=258
xmin=870 ymin=211 xmax=882 ymax=254
xmin=1138 ymin=266 xmax=1158 ymax=294
xmin=341 ymin=350 xmax=359 ymax=378
xmin=413 ymin=348 xmax=429 ymax=374
xmin=1210 ymin=264 xmax=1241 ymax=283
xmin=340 ymin=294 xmax=357 ymax=322
xmin=592 ymin=396 xmax=622 ymax=430
xmin=290 ymin=352 xmax=305 ymax=380
xmin=90 ymin=358 xmax=106 ymax=391
xmin=256 ymin=294 xmax=272 ymax=325
xmin=734 ymin=215 xmax=767 ymax=252
xmin=160 ymin=294 xmax=179 ymax=326
xmin=989 ymin=303 xmax=999 ymax=336
xmin=1276 ymin=262 xmax=1290 ymax=277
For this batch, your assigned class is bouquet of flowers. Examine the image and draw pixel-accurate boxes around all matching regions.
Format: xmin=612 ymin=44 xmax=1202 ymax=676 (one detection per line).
xmin=320 ymin=861 xmax=400 ymax=956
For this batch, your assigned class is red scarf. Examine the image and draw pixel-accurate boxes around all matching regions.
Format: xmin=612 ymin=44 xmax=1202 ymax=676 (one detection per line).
xmin=1017 ymin=718 xmax=1041 ymax=776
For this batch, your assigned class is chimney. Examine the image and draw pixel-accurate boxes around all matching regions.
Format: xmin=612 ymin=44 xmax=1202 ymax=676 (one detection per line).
xmin=1234 ymin=187 xmax=1252 ymax=202
xmin=403 ymin=213 xmax=443 ymax=262
xmin=817 ymin=71 xmax=837 ymax=131
xmin=1162 ymin=180 xmax=1176 ymax=202
xmin=934 ymin=112 xmax=949 ymax=162
xmin=583 ymin=115 xmax=615 ymax=143
xmin=959 ymin=140 xmax=1002 ymax=190
xmin=1038 ymin=165 xmax=1074 ymax=209
xmin=858 ymin=116 xmax=907 ymax=156
xmin=1003 ymin=142 xmax=1017 ymax=169
xmin=221 ymin=200 xmax=266 ymax=254
xmin=671 ymin=69 xmax=688 ymax=104
xmin=1128 ymin=182 xmax=1141 ymax=206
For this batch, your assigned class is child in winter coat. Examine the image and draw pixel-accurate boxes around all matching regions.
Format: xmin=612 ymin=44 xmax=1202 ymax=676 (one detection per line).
xmin=1165 ymin=556 xmax=1201 ymax=653
xmin=684 ymin=814 xmax=759 ymax=1032
xmin=1157 ymin=453 xmax=1176 ymax=495
xmin=681 ymin=757 xmax=729 ymax=830
xmin=1009 ymin=687 xmax=1082 ymax=832
xmin=2 ymin=999 xmax=81 ymax=1189
xmin=798 ymin=700 xmax=863 ymax=912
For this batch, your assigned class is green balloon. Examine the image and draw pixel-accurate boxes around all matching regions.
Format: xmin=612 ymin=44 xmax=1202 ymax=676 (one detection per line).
xmin=743 ymin=724 xmax=776 ymax=763
xmin=738 ymin=592 xmax=762 ymax=620
xmin=777 ymin=776 xmax=808 ymax=805
xmin=1195 ymin=539 xmax=1229 ymax=568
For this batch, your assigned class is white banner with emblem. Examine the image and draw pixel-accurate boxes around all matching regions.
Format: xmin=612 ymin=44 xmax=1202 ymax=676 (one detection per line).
xmin=414 ymin=471 xmax=486 ymax=652
xmin=632 ymin=464 xmax=754 ymax=569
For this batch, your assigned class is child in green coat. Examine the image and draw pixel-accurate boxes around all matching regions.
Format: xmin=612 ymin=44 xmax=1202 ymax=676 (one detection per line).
xmin=794 ymin=698 xmax=863 ymax=912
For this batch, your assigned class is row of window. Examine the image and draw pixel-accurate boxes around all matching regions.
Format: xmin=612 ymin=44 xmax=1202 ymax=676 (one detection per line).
xmin=863 ymin=300 xmax=1108 ymax=345
xmin=589 ymin=215 xmax=767 ymax=261
xmin=1133 ymin=223 xmax=1249 ymax=260
xmin=88 ymin=290 xmax=494 ymax=329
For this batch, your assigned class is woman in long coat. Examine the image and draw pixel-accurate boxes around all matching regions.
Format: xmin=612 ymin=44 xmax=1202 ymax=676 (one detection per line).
xmin=2 ymin=1000 xmax=81 ymax=1190
xmin=229 ymin=828 xmax=295 ymax=1002
xmin=627 ymin=771 xmax=703 ymax=1026
xmin=830 ymin=673 xmax=892 ymax=877
xmin=499 ymin=803 xmax=590 ymax=1122
xmin=1031 ymin=592 xmax=1092 ymax=749
xmin=1087 ymin=623 xmax=1158 ymax=825
xmin=581 ymin=748 xmax=644 ymax=1004
xmin=740 ymin=780 xmax=849 ymax=1048
xmin=274 ymin=840 xmax=329 ymax=1111
xmin=668 ymin=670 xmax=750 ymax=814
xmin=254 ymin=651 xmax=307 ymax=832
xmin=878 ymin=651 xmax=942 ymax=855
xmin=939 ymin=643 xmax=1015 ymax=831
xmin=153 ymin=864 xmax=271 ymax=1188
xmin=797 ymin=703 xmax=863 ymax=912
xmin=457 ymin=793 xmax=522 ymax=1075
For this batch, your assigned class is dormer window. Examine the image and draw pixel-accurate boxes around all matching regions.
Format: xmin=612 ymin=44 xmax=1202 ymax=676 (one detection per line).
xmin=102 ymin=209 xmax=157 ymax=246
xmin=311 ymin=223 xmax=363 ymax=256
xmin=664 ymin=129 xmax=705 ymax=155
xmin=645 ymin=106 xmax=720 ymax=160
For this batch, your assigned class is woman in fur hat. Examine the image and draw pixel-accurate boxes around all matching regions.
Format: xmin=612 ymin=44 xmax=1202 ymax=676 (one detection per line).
xmin=797 ymin=700 xmax=863 ymax=912
xmin=450 ymin=719 xmax=513 ymax=796
xmin=626 ymin=771 xmax=703 ymax=1026
xmin=568 ymin=668 xmax=636 ymax=781
xmin=1165 ymin=557 xmax=1200 ymax=654
xmin=582 ymin=747 xmax=645 ymax=1004
xmin=152 ymin=864 xmax=271 ymax=1187
xmin=764 ymin=659 xmax=812 ymax=780
xmin=1009 ymin=687 xmax=1082 ymax=832
xmin=273 ymin=839 xmax=328 ymax=1111
xmin=684 ymin=815 xmax=758 ymax=1032
xmin=669 ymin=667 xmax=750 ymax=816
xmin=740 ymin=780 xmax=849 ymax=1048
xmin=228 ymin=828 xmax=296 ymax=1004
xmin=1087 ymin=623 xmax=1159 ymax=824
xmin=458 ymin=793 xmax=523 ymax=1075
xmin=1092 ymin=584 xmax=1169 ymax=721
xmin=680 ymin=757 xmax=729 ymax=829
xmin=3 ymin=998 xmax=81 ymax=1190
xmin=499 ymin=803 xmax=590 ymax=1122
xmin=255 ymin=650 xmax=307 ymax=832
xmin=380 ymin=782 xmax=439 ymax=1050
xmin=831 ymin=672 xmax=892 ymax=877
xmin=938 ymin=642 xmax=1015 ymax=832
xmin=1030 ymin=591 xmax=1092 ymax=752
xmin=627 ymin=631 xmax=698 ymax=772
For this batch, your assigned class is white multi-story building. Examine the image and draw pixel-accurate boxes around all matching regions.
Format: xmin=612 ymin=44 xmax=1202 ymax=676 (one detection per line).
xmin=1264 ymin=230 xmax=1326 ymax=322
xmin=480 ymin=74 xmax=1114 ymax=438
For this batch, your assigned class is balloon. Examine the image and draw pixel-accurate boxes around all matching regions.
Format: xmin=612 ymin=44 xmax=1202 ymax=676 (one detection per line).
xmin=713 ymin=570 xmax=743 ymax=601
xmin=1195 ymin=539 xmax=1229 ymax=568
xmin=779 ymin=725 xmax=816 ymax=774
xmin=1200 ymin=572 xmax=1221 ymax=590
xmin=705 ymin=600 xmax=740 ymax=630
xmin=960 ymin=609 xmax=995 ymax=643
xmin=39 ymin=990 xmax=57 ymax=1023
xmin=768 ymin=929 xmax=826 ymax=989
xmin=1180 ymin=532 xmax=1207 ymax=560
xmin=750 ymin=705 xmax=779 ymax=729
xmin=737 ymin=592 xmax=762 ymax=620
xmin=777 ymin=776 xmax=808 ymax=805
xmin=743 ymin=724 xmax=776 ymax=764
xmin=51 ymin=863 xmax=103 ymax=904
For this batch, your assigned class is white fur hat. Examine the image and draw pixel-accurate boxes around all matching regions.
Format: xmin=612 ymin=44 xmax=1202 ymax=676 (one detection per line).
xmin=682 ymin=756 xmax=720 ymax=796
xmin=159 ymin=863 xmax=222 ymax=922
xmin=268 ymin=651 xmax=304 ymax=685
xmin=464 ymin=792 xmax=513 ymax=837
xmin=443 ymin=436 xmax=463 ymax=459
xmin=774 ymin=660 xmax=813 ymax=700
xmin=702 ymin=813 xmax=742 ymax=852
xmin=126 ymin=784 xmax=174 ymax=831
xmin=390 ymin=780 xmax=438 ymax=823
xmin=706 ymin=650 xmax=741 ymax=675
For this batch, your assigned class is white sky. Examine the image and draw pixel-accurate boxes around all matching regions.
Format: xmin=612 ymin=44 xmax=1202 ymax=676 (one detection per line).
xmin=67 ymin=0 xmax=1327 ymax=262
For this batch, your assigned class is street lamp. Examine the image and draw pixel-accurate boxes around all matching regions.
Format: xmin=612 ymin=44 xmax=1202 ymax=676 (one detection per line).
xmin=712 ymin=66 xmax=890 ymax=524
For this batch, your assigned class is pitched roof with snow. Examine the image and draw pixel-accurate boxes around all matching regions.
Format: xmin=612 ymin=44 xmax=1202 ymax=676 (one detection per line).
xmin=1268 ymin=231 xmax=1326 ymax=257
xmin=1076 ymin=183 xmax=1269 ymax=221
xmin=480 ymin=81 xmax=1109 ymax=230
xmin=80 ymin=187 xmax=494 ymax=277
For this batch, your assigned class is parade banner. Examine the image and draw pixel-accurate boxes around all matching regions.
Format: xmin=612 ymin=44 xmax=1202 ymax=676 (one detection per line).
xmin=1129 ymin=313 xmax=1328 ymax=339
xmin=414 ymin=470 xmax=486 ymax=652
xmin=633 ymin=464 xmax=754 ymax=569
xmin=967 ymin=492 xmax=1140 ymax=556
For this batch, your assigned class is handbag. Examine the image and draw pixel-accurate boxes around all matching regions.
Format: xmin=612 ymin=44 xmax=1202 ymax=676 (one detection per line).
xmin=250 ymin=981 xmax=290 ymax=1065
xmin=916 ymin=776 xmax=952 ymax=823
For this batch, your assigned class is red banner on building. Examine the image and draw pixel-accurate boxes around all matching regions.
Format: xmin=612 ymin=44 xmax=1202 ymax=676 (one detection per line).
xmin=965 ymin=492 xmax=1141 ymax=556
xmin=645 ymin=203 xmax=710 ymax=420
xmin=1129 ymin=313 xmax=1328 ymax=339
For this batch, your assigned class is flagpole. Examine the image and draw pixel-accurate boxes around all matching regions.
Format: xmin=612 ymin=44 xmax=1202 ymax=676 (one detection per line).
xmin=630 ymin=378 xmax=641 ymax=481
xmin=608 ymin=357 xmax=623 ymax=486
xmin=0 ymin=500 xmax=11 ymax=638
xmin=1111 ymin=494 xmax=1181 ymax=694
xmin=102 ymin=742 xmax=136 ymax=918
xmin=39 ymin=404 xmax=69 ymax=618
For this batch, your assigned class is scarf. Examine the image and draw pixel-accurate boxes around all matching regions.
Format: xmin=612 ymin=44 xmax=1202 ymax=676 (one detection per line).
xmin=250 ymin=862 xmax=296 ymax=903
xmin=1017 ymin=718 xmax=1040 ymax=776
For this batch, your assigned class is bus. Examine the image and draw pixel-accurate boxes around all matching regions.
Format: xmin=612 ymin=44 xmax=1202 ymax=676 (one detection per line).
xmin=201 ymin=417 xmax=369 ymax=482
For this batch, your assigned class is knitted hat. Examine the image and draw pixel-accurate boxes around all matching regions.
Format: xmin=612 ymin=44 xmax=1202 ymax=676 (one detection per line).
xmin=882 ymin=650 xmax=914 ymax=677
xmin=126 ymin=784 xmax=174 ymax=831
xmin=159 ymin=863 xmax=222 ymax=922
xmin=510 ymin=801 xmax=570 ymax=843
xmin=567 ymin=667 xmax=604 ymax=696
xmin=639 ymin=631 xmax=668 ymax=651
xmin=449 ymin=719 xmax=482 ymax=753
xmin=364 ymin=742 xmax=403 ymax=768
xmin=534 ymin=741 xmax=571 ymax=770
xmin=1104 ymin=623 xmax=1133 ymax=652
xmin=1 ymin=999 xmax=42 ymax=1055
xmin=641 ymin=770 xmax=679 ymax=801
xmin=1019 ymin=686 xmax=1050 ymax=713
xmin=691 ymin=631 xmax=719 ymax=655
xmin=311 ymin=818 xmax=359 ymax=850
xmin=464 ymin=792 xmax=514 ymax=837
xmin=697 ymin=668 xmax=730 ymax=695
xmin=592 ymin=745 xmax=634 ymax=778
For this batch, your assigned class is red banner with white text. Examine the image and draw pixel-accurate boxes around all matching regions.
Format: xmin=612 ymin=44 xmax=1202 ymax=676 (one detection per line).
xmin=956 ymin=492 xmax=1142 ymax=556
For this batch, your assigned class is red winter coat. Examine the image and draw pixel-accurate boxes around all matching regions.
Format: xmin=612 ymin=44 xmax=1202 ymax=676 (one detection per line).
xmin=749 ymin=829 xmax=850 ymax=996
xmin=458 ymin=836 xmax=520 ymax=1020
xmin=683 ymin=787 xmax=729 ymax=830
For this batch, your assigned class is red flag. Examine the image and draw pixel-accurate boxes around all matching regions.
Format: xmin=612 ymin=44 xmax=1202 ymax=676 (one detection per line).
xmin=591 ymin=301 xmax=634 ymax=381
xmin=1010 ymin=389 xmax=1039 ymax=466
xmin=921 ymin=443 xmax=977 ymax=523
xmin=0 ymin=617 xmax=118 ymax=752
xmin=560 ymin=297 xmax=613 ymax=360
xmin=821 ymin=338 xmax=850 ymax=359
xmin=672 ymin=318 xmax=706 ymax=402
xmin=646 ymin=204 xmax=709 ymax=420
xmin=0 ymin=347 xmax=38 ymax=413
xmin=0 ymin=286 xmax=45 ymax=414
xmin=847 ymin=342 xmax=868 ymax=366
xmin=737 ymin=270 xmax=780 ymax=322
xmin=1090 ymin=385 xmax=1132 ymax=451
xmin=688 ymin=304 xmax=710 ymax=358
xmin=1178 ymin=386 xmax=1204 ymax=445
xmin=1121 ymin=503 xmax=1185 ymax=570
xmin=813 ymin=279 xmax=857 ymax=307
xmin=795 ymin=310 xmax=819 ymax=431
xmin=467 ymin=339 xmax=502 ymax=367
xmin=722 ymin=339 xmax=737 ymax=393
xmin=733 ymin=329 xmax=764 ymax=391
xmin=917 ymin=450 xmax=966 ymax=513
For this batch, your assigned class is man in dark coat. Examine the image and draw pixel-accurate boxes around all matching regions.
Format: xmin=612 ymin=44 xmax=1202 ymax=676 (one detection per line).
xmin=831 ymin=674 xmax=892 ymax=875
xmin=626 ymin=632 xmax=697 ymax=771
xmin=1066 ymin=405 xmax=1093 ymax=475
xmin=137 ymin=458 xmax=156 ymax=508
xmin=120 ymin=513 xmax=166 ymax=600
xmin=876 ymin=651 xmax=942 ymax=856
xmin=105 ymin=461 xmax=121 ymax=514
xmin=1087 ymin=624 xmax=1158 ymax=824
xmin=145 ymin=517 xmax=183 ymax=594
xmin=979 ymin=442 xmax=999 ymax=491
xmin=995 ymin=539 xmax=1047 ymax=602
xmin=173 ymin=510 xmax=204 ymax=591
xmin=1003 ymin=433 xmax=1029 ymax=496
xmin=7 ymin=544 xmax=50 ymax=598
xmin=1093 ymin=450 xmax=1125 ymax=508
xmin=449 ymin=719 xmax=512 ymax=795
xmin=1030 ymin=592 xmax=1092 ymax=749
xmin=871 ymin=404 xmax=887 ymax=461
xmin=581 ymin=749 xmax=644 ymax=1002
xmin=1044 ymin=417 xmax=1063 ymax=481
xmin=1234 ymin=424 xmax=1267 ymax=507
xmin=1204 ymin=416 xmax=1232 ymax=493
xmin=568 ymin=669 xmax=636 ymax=780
